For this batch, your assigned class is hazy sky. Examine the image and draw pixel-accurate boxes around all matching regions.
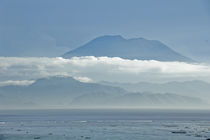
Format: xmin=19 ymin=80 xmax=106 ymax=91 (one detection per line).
xmin=0 ymin=0 xmax=210 ymax=61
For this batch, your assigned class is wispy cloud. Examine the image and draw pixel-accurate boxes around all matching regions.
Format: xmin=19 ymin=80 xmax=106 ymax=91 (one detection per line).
xmin=0 ymin=56 xmax=210 ymax=83
xmin=0 ymin=80 xmax=35 ymax=87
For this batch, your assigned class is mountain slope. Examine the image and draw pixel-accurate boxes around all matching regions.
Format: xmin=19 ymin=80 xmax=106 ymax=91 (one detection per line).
xmin=63 ymin=35 xmax=192 ymax=62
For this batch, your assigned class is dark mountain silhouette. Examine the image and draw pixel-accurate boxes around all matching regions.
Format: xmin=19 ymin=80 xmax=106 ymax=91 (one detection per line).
xmin=63 ymin=35 xmax=193 ymax=62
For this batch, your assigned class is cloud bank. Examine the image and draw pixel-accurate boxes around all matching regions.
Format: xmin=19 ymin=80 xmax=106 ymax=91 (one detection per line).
xmin=0 ymin=56 xmax=210 ymax=84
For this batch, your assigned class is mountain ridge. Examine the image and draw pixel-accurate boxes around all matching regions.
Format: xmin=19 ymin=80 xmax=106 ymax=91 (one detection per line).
xmin=100 ymin=80 xmax=210 ymax=102
xmin=0 ymin=76 xmax=205 ymax=109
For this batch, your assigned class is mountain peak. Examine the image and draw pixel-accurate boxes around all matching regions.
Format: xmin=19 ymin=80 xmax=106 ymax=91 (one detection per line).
xmin=93 ymin=35 xmax=125 ymax=41
xmin=63 ymin=35 xmax=193 ymax=62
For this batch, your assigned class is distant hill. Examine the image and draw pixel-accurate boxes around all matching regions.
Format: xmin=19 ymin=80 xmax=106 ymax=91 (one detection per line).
xmin=0 ymin=77 xmax=205 ymax=109
xmin=71 ymin=92 xmax=203 ymax=108
xmin=63 ymin=35 xmax=193 ymax=62
xmin=100 ymin=80 xmax=210 ymax=102
xmin=0 ymin=77 xmax=126 ymax=109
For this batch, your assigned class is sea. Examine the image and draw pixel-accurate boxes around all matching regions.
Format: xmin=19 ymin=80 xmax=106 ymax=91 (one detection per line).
xmin=0 ymin=109 xmax=210 ymax=140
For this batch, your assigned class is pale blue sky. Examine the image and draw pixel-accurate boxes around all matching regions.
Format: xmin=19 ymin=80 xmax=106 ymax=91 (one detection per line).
xmin=0 ymin=0 xmax=209 ymax=61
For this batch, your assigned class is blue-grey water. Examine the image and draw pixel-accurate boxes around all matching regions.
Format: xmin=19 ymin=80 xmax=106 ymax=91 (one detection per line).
xmin=0 ymin=109 xmax=210 ymax=140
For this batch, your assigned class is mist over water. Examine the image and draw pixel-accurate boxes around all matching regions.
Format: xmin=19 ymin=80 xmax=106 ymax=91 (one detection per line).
xmin=1 ymin=56 xmax=210 ymax=83
xmin=0 ymin=56 xmax=210 ymax=109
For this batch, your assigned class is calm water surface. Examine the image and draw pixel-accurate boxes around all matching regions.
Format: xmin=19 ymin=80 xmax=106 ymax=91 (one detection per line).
xmin=0 ymin=109 xmax=210 ymax=140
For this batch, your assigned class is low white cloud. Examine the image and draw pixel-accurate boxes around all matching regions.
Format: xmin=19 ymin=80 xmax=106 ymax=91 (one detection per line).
xmin=0 ymin=80 xmax=35 ymax=87
xmin=0 ymin=56 xmax=210 ymax=83
xmin=73 ymin=76 xmax=93 ymax=83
